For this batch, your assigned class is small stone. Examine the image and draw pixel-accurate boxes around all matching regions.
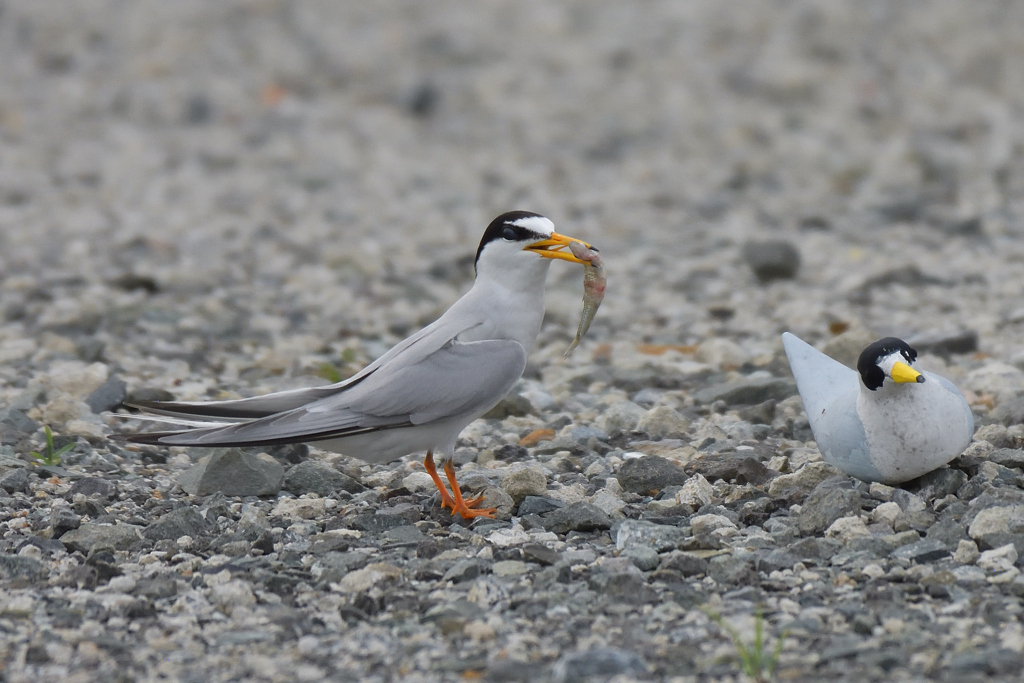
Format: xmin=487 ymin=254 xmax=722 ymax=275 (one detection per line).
xmin=769 ymin=462 xmax=845 ymax=498
xmin=738 ymin=400 xmax=776 ymax=424
xmin=954 ymin=539 xmax=981 ymax=564
xmin=693 ymin=376 xmax=797 ymax=406
xmin=542 ymin=502 xmax=613 ymax=534
xmin=616 ymin=455 xmax=688 ymax=495
xmin=134 ymin=577 xmax=178 ymax=600
xmin=517 ymin=496 xmax=565 ymax=516
xmin=952 ymin=564 xmax=988 ymax=585
xmin=210 ymin=580 xmax=256 ymax=613
xmin=589 ymin=489 xmax=626 ymax=517
xmin=969 ymin=505 xmax=1024 ymax=549
xmin=501 ymin=466 xmax=548 ymax=503
xmin=66 ymin=477 xmax=115 ymax=500
xmin=402 ymin=471 xmax=436 ymax=494
xmin=615 ymin=519 xmax=688 ymax=552
xmin=977 ymin=543 xmax=1018 ymax=572
xmin=871 ymin=501 xmax=902 ymax=528
xmin=623 ymin=546 xmax=659 ymax=571
xmin=690 ymin=514 xmax=738 ymax=547
xmin=964 ymin=362 xmax=1024 ymax=405
xmin=178 ymin=449 xmax=284 ymax=497
xmin=478 ymin=486 xmax=515 ymax=518
xmin=798 ymin=483 xmax=862 ymax=535
xmin=659 ymin=550 xmax=710 ymax=577
xmin=492 ymin=560 xmax=529 ymax=576
xmin=636 ymin=405 xmax=690 ymax=438
xmin=869 ymin=482 xmax=895 ymax=500
xmin=926 ymin=518 xmax=967 ymax=549
xmin=126 ymin=387 xmax=176 ymax=403
xmin=0 ymin=467 xmax=29 ymax=494
xmin=522 ymin=543 xmax=560 ymax=565
xmin=675 ymin=473 xmax=714 ymax=507
xmin=85 ymin=376 xmax=127 ymax=413
xmin=143 ymin=507 xmax=212 ymax=541
xmin=891 ymin=489 xmax=926 ymax=514
xmin=284 ymin=460 xmax=365 ymax=496
xmin=708 ymin=554 xmax=757 ymax=584
xmin=909 ymin=468 xmax=968 ymax=501
xmin=442 ymin=559 xmax=481 ymax=584
xmin=743 ymin=240 xmax=800 ymax=282
xmin=987 ymin=449 xmax=1024 ymax=469
xmin=60 ymin=523 xmax=142 ymax=553
xmin=552 ymin=648 xmax=648 ymax=683
xmin=336 ymin=563 xmax=402 ymax=593
xmin=598 ymin=401 xmax=646 ymax=435
xmin=890 ymin=538 xmax=950 ymax=564
xmin=273 ymin=497 xmax=328 ymax=520
xmin=0 ymin=409 xmax=40 ymax=444
xmin=40 ymin=361 xmax=108 ymax=398
xmin=695 ymin=338 xmax=749 ymax=369
xmin=907 ymin=328 xmax=979 ymax=357
xmin=0 ymin=555 xmax=47 ymax=583
xmin=825 ymin=516 xmax=871 ymax=541
xmin=482 ymin=393 xmax=533 ymax=419
xmin=821 ymin=329 xmax=878 ymax=370
xmin=50 ymin=507 xmax=81 ymax=537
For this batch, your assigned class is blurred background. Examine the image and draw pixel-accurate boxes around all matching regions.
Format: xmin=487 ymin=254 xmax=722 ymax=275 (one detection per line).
xmin=1 ymin=0 xmax=1023 ymax=389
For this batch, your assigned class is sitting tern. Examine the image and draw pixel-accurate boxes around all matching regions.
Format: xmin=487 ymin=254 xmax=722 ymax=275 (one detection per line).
xmin=783 ymin=332 xmax=974 ymax=484
xmin=121 ymin=211 xmax=595 ymax=518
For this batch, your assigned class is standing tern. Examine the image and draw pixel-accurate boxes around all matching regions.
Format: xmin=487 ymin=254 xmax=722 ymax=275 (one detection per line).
xmin=783 ymin=332 xmax=974 ymax=484
xmin=121 ymin=211 xmax=594 ymax=518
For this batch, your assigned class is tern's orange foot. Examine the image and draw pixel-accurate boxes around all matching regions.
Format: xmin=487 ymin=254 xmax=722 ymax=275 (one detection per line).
xmin=423 ymin=451 xmax=457 ymax=512
xmin=451 ymin=501 xmax=497 ymax=519
xmin=444 ymin=460 xmax=497 ymax=520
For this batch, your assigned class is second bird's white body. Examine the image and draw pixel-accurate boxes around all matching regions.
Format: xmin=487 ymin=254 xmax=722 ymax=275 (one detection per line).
xmin=783 ymin=332 xmax=974 ymax=484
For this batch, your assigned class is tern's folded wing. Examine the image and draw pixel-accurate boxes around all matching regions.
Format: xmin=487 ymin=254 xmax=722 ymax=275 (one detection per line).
xmin=782 ymin=332 xmax=857 ymax=418
xmin=133 ymin=339 xmax=527 ymax=447
xmin=126 ymin=315 xmax=481 ymax=423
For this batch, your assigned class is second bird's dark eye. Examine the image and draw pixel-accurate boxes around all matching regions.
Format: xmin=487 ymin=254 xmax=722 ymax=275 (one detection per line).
xmin=501 ymin=226 xmax=517 ymax=240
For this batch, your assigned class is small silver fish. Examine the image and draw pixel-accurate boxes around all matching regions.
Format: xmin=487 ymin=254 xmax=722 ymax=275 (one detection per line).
xmin=563 ymin=241 xmax=606 ymax=358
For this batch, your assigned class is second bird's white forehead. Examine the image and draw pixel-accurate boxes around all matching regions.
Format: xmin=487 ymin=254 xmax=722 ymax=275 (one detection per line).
xmin=511 ymin=215 xmax=554 ymax=236
xmin=877 ymin=350 xmax=911 ymax=372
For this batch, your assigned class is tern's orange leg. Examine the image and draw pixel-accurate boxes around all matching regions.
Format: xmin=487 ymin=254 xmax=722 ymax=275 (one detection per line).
xmin=443 ymin=459 xmax=497 ymax=519
xmin=423 ymin=451 xmax=457 ymax=512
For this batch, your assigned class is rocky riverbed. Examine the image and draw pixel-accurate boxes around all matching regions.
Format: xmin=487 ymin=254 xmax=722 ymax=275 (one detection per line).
xmin=3 ymin=2 xmax=1024 ymax=681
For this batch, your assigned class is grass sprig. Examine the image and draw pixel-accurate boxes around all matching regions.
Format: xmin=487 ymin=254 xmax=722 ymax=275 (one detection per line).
xmin=706 ymin=606 xmax=789 ymax=683
xmin=29 ymin=426 xmax=75 ymax=467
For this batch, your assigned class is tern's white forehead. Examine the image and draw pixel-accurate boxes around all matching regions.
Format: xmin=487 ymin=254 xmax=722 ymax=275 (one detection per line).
xmin=510 ymin=215 xmax=554 ymax=236
xmin=877 ymin=349 xmax=914 ymax=371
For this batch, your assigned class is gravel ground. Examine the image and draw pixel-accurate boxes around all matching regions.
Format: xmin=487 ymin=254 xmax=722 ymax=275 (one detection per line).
xmin=3 ymin=2 xmax=1024 ymax=681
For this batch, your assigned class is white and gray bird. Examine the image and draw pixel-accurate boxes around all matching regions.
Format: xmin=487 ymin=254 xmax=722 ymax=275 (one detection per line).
xmin=783 ymin=332 xmax=974 ymax=484
xmin=121 ymin=211 xmax=595 ymax=518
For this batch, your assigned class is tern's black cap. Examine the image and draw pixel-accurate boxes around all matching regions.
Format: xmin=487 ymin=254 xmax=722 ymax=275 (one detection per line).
xmin=475 ymin=211 xmax=548 ymax=270
xmin=857 ymin=337 xmax=918 ymax=391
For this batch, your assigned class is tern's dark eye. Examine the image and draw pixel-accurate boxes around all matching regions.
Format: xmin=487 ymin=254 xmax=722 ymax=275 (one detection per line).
xmin=501 ymin=226 xmax=517 ymax=241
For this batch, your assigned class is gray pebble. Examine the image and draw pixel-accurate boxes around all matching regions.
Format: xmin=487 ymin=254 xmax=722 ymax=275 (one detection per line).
xmin=743 ymin=240 xmax=801 ymax=282
xmin=86 ymin=376 xmax=127 ymax=414
xmin=542 ymin=502 xmax=613 ymax=534
xmin=178 ymin=449 xmax=284 ymax=497
xmin=552 ymin=648 xmax=649 ymax=683
xmin=0 ymin=467 xmax=29 ymax=494
xmin=283 ymin=460 xmax=365 ymax=496
xmin=142 ymin=507 xmax=213 ymax=541
xmin=693 ymin=376 xmax=796 ymax=406
xmin=616 ymin=455 xmax=689 ymax=495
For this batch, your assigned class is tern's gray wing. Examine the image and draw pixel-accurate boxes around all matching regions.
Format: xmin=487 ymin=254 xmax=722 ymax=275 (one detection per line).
xmin=782 ymin=332 xmax=857 ymax=418
xmin=127 ymin=315 xmax=481 ymax=423
xmin=132 ymin=338 xmax=527 ymax=447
